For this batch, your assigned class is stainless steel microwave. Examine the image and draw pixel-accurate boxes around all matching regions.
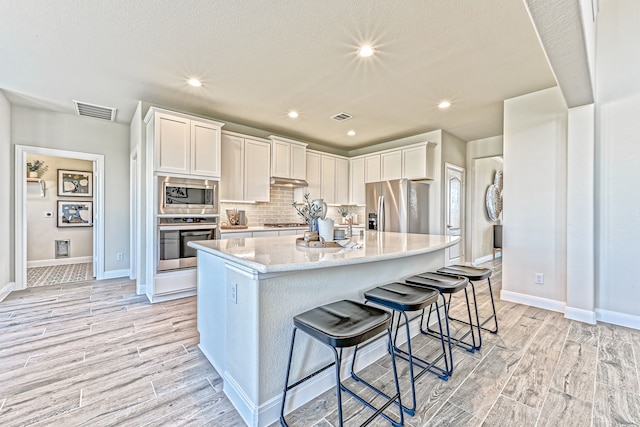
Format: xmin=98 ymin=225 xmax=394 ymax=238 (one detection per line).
xmin=158 ymin=176 xmax=219 ymax=215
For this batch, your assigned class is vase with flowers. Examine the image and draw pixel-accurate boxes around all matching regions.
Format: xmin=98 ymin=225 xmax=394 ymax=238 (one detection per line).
xmin=26 ymin=160 xmax=48 ymax=178
xmin=292 ymin=193 xmax=323 ymax=232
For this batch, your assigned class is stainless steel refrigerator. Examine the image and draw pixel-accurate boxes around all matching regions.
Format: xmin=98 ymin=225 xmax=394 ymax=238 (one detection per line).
xmin=366 ymin=179 xmax=430 ymax=233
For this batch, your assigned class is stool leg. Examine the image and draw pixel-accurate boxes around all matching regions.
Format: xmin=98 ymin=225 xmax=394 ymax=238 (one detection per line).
xmin=280 ymin=328 xmax=298 ymax=427
xmin=331 ymin=347 xmax=344 ymax=427
xmin=485 ymin=278 xmax=499 ymax=333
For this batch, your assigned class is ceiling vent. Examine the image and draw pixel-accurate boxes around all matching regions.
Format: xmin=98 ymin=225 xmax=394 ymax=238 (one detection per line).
xmin=72 ymin=100 xmax=117 ymax=121
xmin=330 ymin=112 xmax=353 ymax=122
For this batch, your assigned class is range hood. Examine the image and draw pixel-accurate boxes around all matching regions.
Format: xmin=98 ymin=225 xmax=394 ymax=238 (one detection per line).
xmin=270 ymin=177 xmax=309 ymax=188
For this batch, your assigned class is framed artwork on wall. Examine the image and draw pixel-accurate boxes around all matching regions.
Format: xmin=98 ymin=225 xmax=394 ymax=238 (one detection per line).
xmin=57 ymin=169 xmax=93 ymax=197
xmin=57 ymin=201 xmax=93 ymax=227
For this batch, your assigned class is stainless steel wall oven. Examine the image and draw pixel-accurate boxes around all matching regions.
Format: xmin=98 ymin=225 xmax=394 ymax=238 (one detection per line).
xmin=158 ymin=217 xmax=219 ymax=271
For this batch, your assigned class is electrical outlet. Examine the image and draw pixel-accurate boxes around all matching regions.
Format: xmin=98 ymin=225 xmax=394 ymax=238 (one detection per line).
xmin=535 ymin=273 xmax=544 ymax=284
xmin=116 ymin=252 xmax=124 ymax=261
xmin=231 ymin=283 xmax=238 ymax=304
xmin=43 ymin=211 xmax=53 ymax=218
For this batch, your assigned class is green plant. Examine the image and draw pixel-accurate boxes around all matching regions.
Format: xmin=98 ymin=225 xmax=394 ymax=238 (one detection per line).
xmin=292 ymin=193 xmax=322 ymax=225
xmin=337 ymin=206 xmax=351 ymax=217
xmin=26 ymin=160 xmax=49 ymax=174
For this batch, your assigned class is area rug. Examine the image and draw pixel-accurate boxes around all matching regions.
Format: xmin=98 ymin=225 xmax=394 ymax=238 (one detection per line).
xmin=27 ymin=262 xmax=94 ymax=287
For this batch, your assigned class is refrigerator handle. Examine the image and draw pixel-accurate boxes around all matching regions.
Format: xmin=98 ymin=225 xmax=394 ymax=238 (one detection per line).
xmin=378 ymin=195 xmax=385 ymax=232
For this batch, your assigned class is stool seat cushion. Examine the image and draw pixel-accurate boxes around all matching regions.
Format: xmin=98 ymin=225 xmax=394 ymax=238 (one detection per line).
xmin=293 ymin=300 xmax=391 ymax=348
xmin=364 ymin=282 xmax=439 ymax=312
xmin=405 ymin=272 xmax=468 ymax=293
xmin=437 ymin=265 xmax=492 ymax=281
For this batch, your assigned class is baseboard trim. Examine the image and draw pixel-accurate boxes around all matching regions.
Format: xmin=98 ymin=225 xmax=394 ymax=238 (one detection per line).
xmin=596 ymin=308 xmax=640 ymax=330
xmin=0 ymin=282 xmax=16 ymax=302
xmin=500 ymin=290 xmax=566 ymax=313
xmin=145 ymin=289 xmax=196 ymax=303
xmin=565 ymin=307 xmax=597 ymax=324
xmin=102 ymin=269 xmax=130 ymax=280
xmin=27 ymin=256 xmax=93 ymax=268
xmin=473 ymin=253 xmax=501 ymax=265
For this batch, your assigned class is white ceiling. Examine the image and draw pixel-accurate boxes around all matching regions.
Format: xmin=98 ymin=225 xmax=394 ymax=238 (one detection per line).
xmin=0 ymin=0 xmax=557 ymax=149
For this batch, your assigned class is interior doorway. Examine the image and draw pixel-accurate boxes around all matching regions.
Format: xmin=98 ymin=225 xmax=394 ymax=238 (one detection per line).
xmin=15 ymin=145 xmax=105 ymax=291
xmin=470 ymin=156 xmax=503 ymax=264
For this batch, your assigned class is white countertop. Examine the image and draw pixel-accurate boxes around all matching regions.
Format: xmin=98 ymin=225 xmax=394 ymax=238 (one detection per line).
xmin=189 ymin=231 xmax=459 ymax=273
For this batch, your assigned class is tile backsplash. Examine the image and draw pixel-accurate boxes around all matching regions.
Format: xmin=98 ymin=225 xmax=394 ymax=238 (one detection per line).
xmin=221 ymin=187 xmax=365 ymax=226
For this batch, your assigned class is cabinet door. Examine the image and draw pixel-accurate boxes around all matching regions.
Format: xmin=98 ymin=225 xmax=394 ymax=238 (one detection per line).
xmin=349 ymin=157 xmax=366 ymax=205
xmin=290 ymin=144 xmax=307 ymax=180
xmin=191 ymin=120 xmax=221 ymax=177
xmin=220 ymin=134 xmax=244 ymax=201
xmin=305 ymin=152 xmax=322 ymax=200
xmin=381 ymin=150 xmax=402 ymax=180
xmin=402 ymin=145 xmax=427 ymax=179
xmin=155 ymin=113 xmax=190 ymax=174
xmin=253 ymin=230 xmax=280 ymax=238
xmin=278 ymin=230 xmax=298 ymax=236
xmin=321 ymin=155 xmax=336 ymax=204
xmin=335 ymin=158 xmax=349 ymax=205
xmin=364 ymin=154 xmax=381 ymax=183
xmin=244 ymin=139 xmax=271 ymax=202
xmin=221 ymin=232 xmax=253 ymax=240
xmin=271 ymin=140 xmax=290 ymax=178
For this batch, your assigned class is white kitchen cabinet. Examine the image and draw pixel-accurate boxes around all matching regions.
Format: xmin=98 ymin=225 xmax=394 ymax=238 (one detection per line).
xmin=146 ymin=108 xmax=223 ymax=178
xmin=278 ymin=230 xmax=298 ymax=236
xmin=381 ymin=150 xmax=402 ymax=180
xmin=402 ymin=143 xmax=436 ymax=180
xmin=221 ymin=131 xmax=270 ymax=202
xmin=349 ymin=157 xmax=366 ymax=205
xmin=335 ymin=158 xmax=349 ymax=205
xmin=221 ymin=231 xmax=253 ymax=240
xmin=269 ymin=136 xmax=307 ymax=180
xmin=252 ymin=230 xmax=280 ymax=238
xmin=321 ymin=155 xmax=336 ymax=203
xmin=305 ymin=151 xmax=321 ymax=200
xmin=364 ymin=154 xmax=381 ymax=183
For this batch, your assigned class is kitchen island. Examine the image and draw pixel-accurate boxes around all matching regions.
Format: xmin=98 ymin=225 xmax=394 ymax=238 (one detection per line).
xmin=189 ymin=231 xmax=458 ymax=427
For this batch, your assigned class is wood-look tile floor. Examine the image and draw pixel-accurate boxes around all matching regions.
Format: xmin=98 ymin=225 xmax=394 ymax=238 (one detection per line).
xmin=2 ymin=260 xmax=639 ymax=426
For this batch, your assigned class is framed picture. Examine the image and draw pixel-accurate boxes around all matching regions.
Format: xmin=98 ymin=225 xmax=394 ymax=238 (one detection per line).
xmin=57 ymin=169 xmax=93 ymax=197
xmin=57 ymin=201 xmax=93 ymax=227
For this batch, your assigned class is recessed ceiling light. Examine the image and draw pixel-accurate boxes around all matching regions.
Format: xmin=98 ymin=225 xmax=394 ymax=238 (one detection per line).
xmin=347 ymin=130 xmax=356 ymax=136
xmin=288 ymin=111 xmax=299 ymax=118
xmin=187 ymin=78 xmax=203 ymax=87
xmin=438 ymin=100 xmax=451 ymax=109
xmin=357 ymin=45 xmax=375 ymax=58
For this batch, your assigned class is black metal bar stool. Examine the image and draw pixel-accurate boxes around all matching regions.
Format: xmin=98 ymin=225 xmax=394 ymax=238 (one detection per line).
xmin=404 ymin=272 xmax=477 ymax=357
xmin=280 ymin=300 xmax=404 ymax=427
xmin=437 ymin=265 xmax=499 ymax=339
xmin=363 ymin=282 xmax=451 ymax=416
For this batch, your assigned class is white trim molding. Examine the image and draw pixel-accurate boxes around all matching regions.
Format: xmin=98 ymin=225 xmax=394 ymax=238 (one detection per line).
xmin=565 ymin=306 xmax=597 ymax=324
xmin=596 ymin=309 xmax=640 ymax=330
xmin=27 ymin=256 xmax=94 ymax=268
xmin=0 ymin=282 xmax=16 ymax=302
xmin=14 ymin=145 xmax=105 ymax=291
xmin=500 ymin=290 xmax=566 ymax=313
xmin=102 ymin=269 xmax=131 ymax=280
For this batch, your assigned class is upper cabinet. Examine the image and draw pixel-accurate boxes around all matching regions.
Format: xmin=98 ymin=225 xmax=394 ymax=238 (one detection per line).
xmin=221 ymin=131 xmax=271 ymax=202
xmin=349 ymin=157 xmax=365 ymax=205
xmin=381 ymin=150 xmax=402 ymax=181
xmin=401 ymin=143 xmax=436 ymax=180
xmin=145 ymin=107 xmax=224 ymax=178
xmin=299 ymin=150 xmax=349 ymax=205
xmin=364 ymin=154 xmax=381 ymax=183
xmin=270 ymin=136 xmax=307 ymax=180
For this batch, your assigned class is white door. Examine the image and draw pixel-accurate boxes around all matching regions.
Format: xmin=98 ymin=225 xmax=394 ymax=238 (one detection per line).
xmin=445 ymin=163 xmax=465 ymax=265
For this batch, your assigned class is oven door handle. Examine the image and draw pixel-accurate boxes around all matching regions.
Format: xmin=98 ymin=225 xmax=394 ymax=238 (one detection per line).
xmin=180 ymin=231 xmax=214 ymax=237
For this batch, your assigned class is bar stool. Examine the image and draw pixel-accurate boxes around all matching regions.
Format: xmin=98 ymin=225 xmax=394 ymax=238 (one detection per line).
xmin=404 ymin=272 xmax=477 ymax=357
xmin=280 ymin=300 xmax=404 ymax=427
xmin=363 ymin=282 xmax=451 ymax=415
xmin=437 ymin=265 xmax=498 ymax=342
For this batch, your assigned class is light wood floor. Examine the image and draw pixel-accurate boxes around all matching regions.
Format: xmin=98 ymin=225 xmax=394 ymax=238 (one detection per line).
xmin=1 ymin=260 xmax=639 ymax=426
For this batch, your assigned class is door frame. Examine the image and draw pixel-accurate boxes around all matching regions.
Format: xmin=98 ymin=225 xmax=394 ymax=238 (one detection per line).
xmin=444 ymin=162 xmax=465 ymax=265
xmin=15 ymin=145 xmax=105 ymax=290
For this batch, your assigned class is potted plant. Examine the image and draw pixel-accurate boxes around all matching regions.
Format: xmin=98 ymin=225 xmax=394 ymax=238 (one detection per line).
xmin=26 ymin=160 xmax=48 ymax=178
xmin=337 ymin=206 xmax=351 ymax=224
xmin=292 ymin=193 xmax=323 ymax=231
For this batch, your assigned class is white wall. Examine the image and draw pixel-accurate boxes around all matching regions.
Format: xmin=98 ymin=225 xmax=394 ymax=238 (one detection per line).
xmin=594 ymin=0 xmax=640 ymax=318
xmin=502 ymin=86 xmax=568 ymax=306
xmin=472 ymin=157 xmax=503 ymax=262
xmin=26 ymin=154 xmax=93 ymax=264
xmin=11 ymin=106 xmax=130 ymax=274
xmin=0 ymin=91 xmax=11 ymax=290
